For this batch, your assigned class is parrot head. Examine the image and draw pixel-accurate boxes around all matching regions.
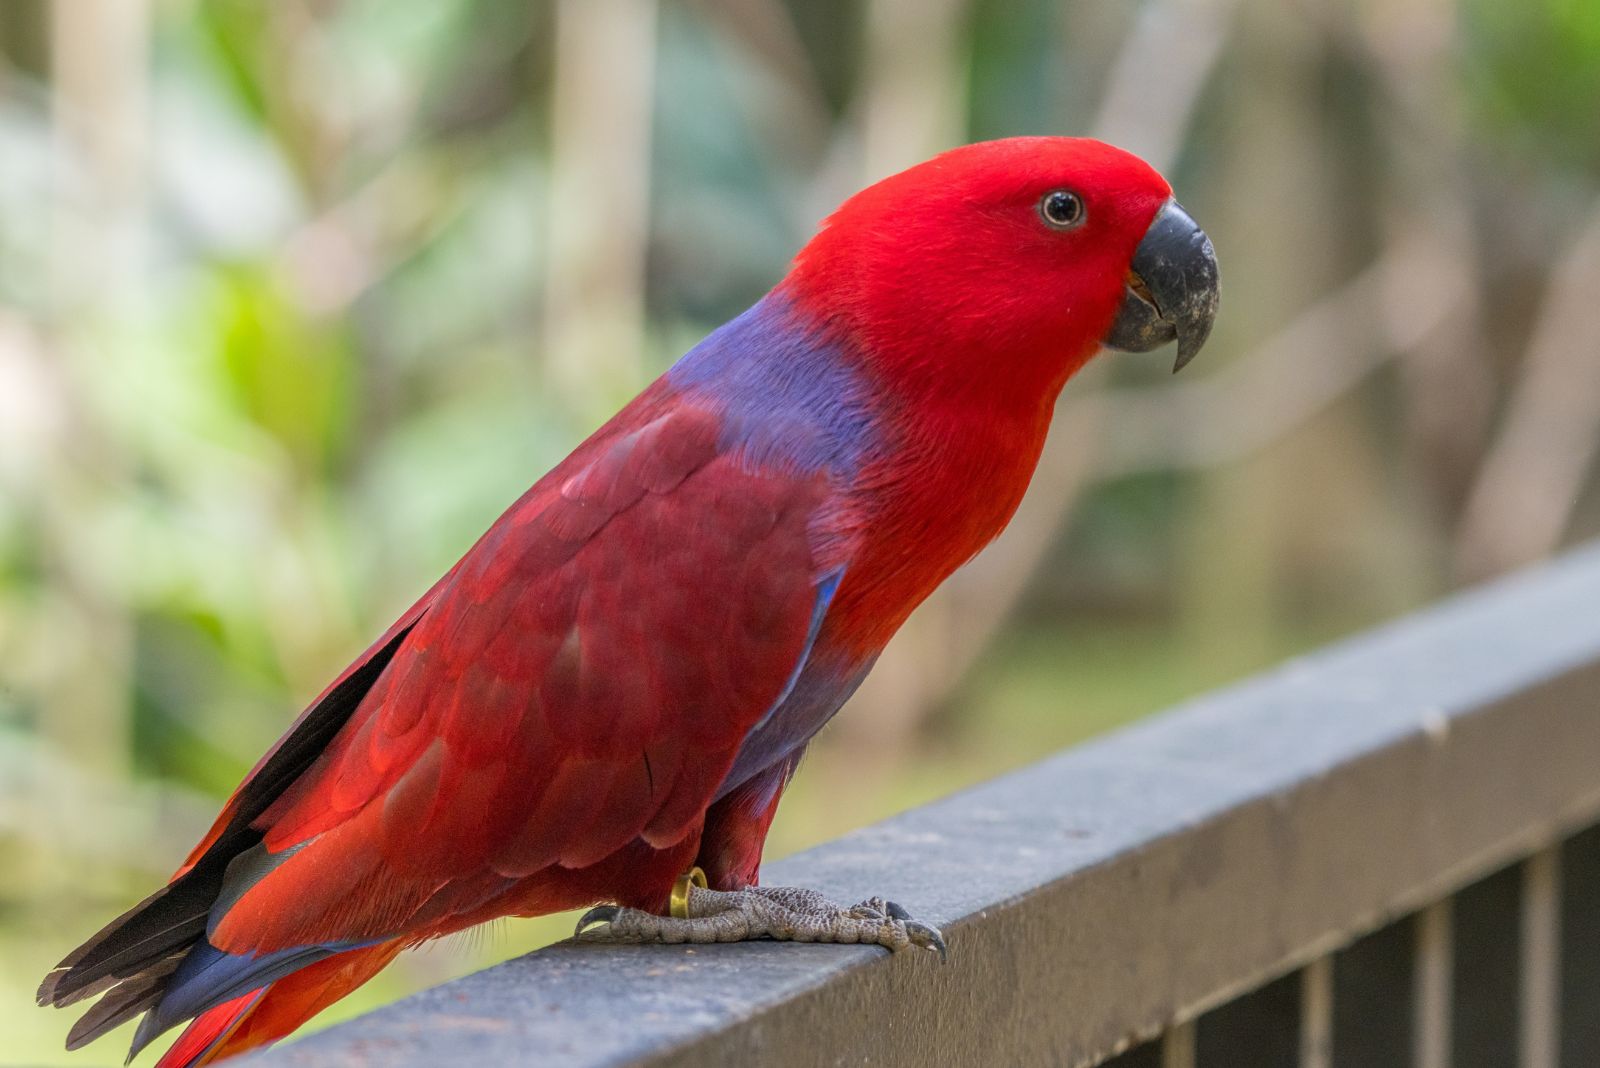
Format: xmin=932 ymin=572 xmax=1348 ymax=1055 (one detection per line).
xmin=784 ymin=136 xmax=1219 ymax=404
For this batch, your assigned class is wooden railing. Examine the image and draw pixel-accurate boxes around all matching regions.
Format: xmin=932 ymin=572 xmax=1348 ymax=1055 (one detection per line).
xmin=244 ymin=542 xmax=1600 ymax=1068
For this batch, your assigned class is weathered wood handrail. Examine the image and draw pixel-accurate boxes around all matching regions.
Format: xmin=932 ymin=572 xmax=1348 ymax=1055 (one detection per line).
xmin=245 ymin=542 xmax=1600 ymax=1067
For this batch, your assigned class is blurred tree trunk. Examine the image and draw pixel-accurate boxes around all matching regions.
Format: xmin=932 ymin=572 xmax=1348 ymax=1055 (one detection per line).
xmin=858 ymin=0 xmax=967 ymax=181
xmin=1455 ymin=203 xmax=1600 ymax=581
xmin=1359 ymin=0 xmax=1496 ymax=538
xmin=40 ymin=0 xmax=149 ymax=779
xmin=543 ymin=0 xmax=658 ymax=412
xmin=1178 ymin=0 xmax=1375 ymax=673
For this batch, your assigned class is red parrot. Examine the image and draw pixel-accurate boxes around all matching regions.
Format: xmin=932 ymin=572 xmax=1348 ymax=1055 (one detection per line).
xmin=39 ymin=136 xmax=1218 ymax=1066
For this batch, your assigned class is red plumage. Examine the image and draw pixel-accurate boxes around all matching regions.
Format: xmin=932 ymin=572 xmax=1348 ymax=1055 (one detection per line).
xmin=215 ymin=398 xmax=831 ymax=953
xmin=155 ymin=942 xmax=404 ymax=1068
xmin=40 ymin=137 xmax=1216 ymax=1066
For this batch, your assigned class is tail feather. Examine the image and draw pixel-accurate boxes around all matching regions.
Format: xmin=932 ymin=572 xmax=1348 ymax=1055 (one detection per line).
xmin=63 ymin=953 xmax=183 ymax=1051
xmin=41 ymin=619 xmax=422 ymax=1016
xmin=41 ymin=604 xmax=429 ymax=1062
xmin=127 ymin=939 xmax=371 ymax=1061
xmin=37 ymin=868 xmax=226 ymax=1009
xmin=150 ymin=941 xmax=405 ymax=1068
xmin=153 ymin=990 xmax=263 ymax=1068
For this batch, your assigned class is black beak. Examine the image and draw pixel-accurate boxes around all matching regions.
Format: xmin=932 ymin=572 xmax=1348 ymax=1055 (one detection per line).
xmin=1102 ymin=200 xmax=1219 ymax=372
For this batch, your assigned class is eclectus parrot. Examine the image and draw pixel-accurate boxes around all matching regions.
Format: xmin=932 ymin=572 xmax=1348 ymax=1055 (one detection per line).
xmin=39 ymin=137 xmax=1219 ymax=1066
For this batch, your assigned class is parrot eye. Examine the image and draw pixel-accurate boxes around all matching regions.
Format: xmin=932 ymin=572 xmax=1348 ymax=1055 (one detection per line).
xmin=1039 ymin=190 xmax=1085 ymax=230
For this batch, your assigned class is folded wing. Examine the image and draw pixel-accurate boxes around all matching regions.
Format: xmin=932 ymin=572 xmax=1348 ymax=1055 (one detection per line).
xmin=47 ymin=398 xmax=842 ymax=1054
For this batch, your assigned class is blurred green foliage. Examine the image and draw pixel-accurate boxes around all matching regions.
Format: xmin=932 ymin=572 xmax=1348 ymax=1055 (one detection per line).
xmin=1464 ymin=0 xmax=1600 ymax=171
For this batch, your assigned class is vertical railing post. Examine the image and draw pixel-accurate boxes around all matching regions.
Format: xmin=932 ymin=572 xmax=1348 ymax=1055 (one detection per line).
xmin=1163 ymin=1020 xmax=1196 ymax=1068
xmin=1300 ymin=956 xmax=1333 ymax=1068
xmin=1519 ymin=848 xmax=1561 ymax=1068
xmin=1414 ymin=899 xmax=1454 ymax=1068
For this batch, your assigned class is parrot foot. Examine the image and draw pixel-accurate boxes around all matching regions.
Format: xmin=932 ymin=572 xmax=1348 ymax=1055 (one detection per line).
xmin=574 ymin=883 xmax=947 ymax=961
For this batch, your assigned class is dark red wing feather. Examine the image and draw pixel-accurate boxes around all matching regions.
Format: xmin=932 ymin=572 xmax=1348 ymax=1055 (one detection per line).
xmin=209 ymin=403 xmax=833 ymax=952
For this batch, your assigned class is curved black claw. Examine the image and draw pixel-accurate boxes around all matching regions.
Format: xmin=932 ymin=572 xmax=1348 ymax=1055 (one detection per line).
xmin=883 ymin=900 xmax=913 ymax=922
xmin=575 ymin=905 xmax=621 ymax=937
xmin=906 ymin=920 xmax=948 ymax=963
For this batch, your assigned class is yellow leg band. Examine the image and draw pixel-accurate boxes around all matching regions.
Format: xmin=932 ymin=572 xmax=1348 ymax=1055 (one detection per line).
xmin=670 ymin=867 xmax=708 ymax=919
